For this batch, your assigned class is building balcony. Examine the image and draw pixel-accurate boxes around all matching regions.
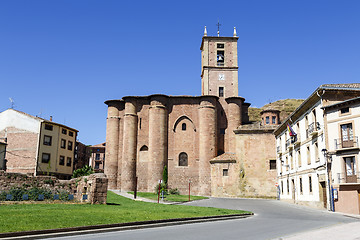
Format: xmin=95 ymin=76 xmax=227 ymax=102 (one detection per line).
xmin=306 ymin=122 xmax=320 ymax=138
xmin=334 ymin=136 xmax=359 ymax=151
xmin=285 ymin=136 xmax=298 ymax=150
xmin=277 ymin=146 xmax=282 ymax=153
xmin=337 ymin=172 xmax=360 ymax=184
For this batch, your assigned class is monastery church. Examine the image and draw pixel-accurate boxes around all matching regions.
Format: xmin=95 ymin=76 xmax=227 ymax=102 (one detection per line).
xmin=104 ymin=27 xmax=278 ymax=197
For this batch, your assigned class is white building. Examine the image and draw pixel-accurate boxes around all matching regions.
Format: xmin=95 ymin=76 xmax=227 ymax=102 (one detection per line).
xmin=322 ymin=96 xmax=360 ymax=214
xmin=274 ymin=84 xmax=360 ymax=210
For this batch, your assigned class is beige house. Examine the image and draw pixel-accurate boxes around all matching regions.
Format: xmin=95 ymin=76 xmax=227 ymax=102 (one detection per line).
xmin=323 ymin=96 xmax=360 ymax=215
xmin=275 ymin=84 xmax=360 ymax=211
xmin=89 ymin=143 xmax=106 ymax=172
xmin=0 ymin=109 xmax=78 ymax=179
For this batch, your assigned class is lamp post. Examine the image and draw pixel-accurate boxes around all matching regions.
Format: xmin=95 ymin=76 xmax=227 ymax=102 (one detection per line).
xmin=322 ymin=148 xmax=334 ymax=212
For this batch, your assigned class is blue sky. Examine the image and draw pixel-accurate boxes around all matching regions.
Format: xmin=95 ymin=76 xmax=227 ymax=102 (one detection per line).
xmin=1 ymin=0 xmax=360 ymax=145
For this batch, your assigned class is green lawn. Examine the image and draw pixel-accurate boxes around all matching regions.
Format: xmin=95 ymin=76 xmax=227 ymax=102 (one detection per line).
xmin=0 ymin=191 xmax=250 ymax=233
xmin=128 ymin=191 xmax=208 ymax=202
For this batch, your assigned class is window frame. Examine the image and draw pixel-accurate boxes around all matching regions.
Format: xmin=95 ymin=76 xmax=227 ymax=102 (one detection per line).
xmin=42 ymin=153 xmax=51 ymax=163
xmin=59 ymin=155 xmax=65 ymax=165
xmin=68 ymin=141 xmax=73 ymax=151
xmin=66 ymin=157 xmax=72 ymax=167
xmin=179 ymin=152 xmax=188 ymax=167
xmin=43 ymin=135 xmax=52 ymax=146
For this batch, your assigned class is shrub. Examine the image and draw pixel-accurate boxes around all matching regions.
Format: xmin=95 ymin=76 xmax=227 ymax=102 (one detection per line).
xmin=72 ymin=165 xmax=94 ymax=178
xmin=169 ymin=188 xmax=180 ymax=195
xmin=154 ymin=183 xmax=168 ymax=195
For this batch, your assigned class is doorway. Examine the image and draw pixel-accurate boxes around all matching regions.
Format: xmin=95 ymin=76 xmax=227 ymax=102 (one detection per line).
xmin=319 ymin=181 xmax=327 ymax=209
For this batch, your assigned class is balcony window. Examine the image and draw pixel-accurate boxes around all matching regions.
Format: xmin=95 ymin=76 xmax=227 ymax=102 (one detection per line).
xmin=95 ymin=153 xmax=100 ymax=160
xmin=345 ymin=156 xmax=357 ymax=183
xmin=341 ymin=123 xmax=353 ymax=148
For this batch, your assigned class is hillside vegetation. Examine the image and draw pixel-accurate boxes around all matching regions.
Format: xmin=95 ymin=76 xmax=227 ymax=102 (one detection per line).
xmin=248 ymin=99 xmax=304 ymax=122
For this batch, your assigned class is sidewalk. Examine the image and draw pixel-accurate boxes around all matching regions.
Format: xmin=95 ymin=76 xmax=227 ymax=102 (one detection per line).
xmin=279 ymin=221 xmax=360 ymax=240
xmin=110 ymin=190 xmax=178 ymax=204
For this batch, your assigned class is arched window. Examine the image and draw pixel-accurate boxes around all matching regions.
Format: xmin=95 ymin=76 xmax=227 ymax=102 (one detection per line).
xmin=182 ymin=123 xmax=186 ymax=131
xmin=140 ymin=145 xmax=148 ymax=151
xmin=179 ymin=152 xmax=188 ymax=166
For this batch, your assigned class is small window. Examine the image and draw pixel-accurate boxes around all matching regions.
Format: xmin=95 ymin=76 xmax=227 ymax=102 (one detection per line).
xmin=61 ymin=139 xmax=66 ymax=149
xmin=59 ymin=156 xmax=65 ymax=165
xmin=281 ymin=181 xmax=284 ymax=194
xmin=219 ymin=87 xmax=224 ymax=97
xmin=68 ymin=141 xmax=73 ymax=151
xmin=95 ymin=153 xmax=100 ymax=160
xmin=272 ymin=116 xmax=276 ymax=124
xmin=182 ymin=123 xmax=186 ymax=131
xmin=69 ymin=131 xmax=74 ymax=137
xmin=287 ymin=179 xmax=289 ymax=193
xmin=66 ymin=157 xmax=72 ymax=167
xmin=140 ymin=145 xmax=148 ymax=151
xmin=309 ymin=176 xmax=312 ymax=193
xmin=220 ymin=128 xmax=225 ymax=134
xmin=340 ymin=107 xmax=349 ymax=114
xmin=42 ymin=153 xmax=50 ymax=163
xmin=269 ymin=160 xmax=276 ymax=170
xmin=299 ymin=177 xmax=303 ymax=194
xmin=62 ymin=129 xmax=67 ymax=134
xmin=179 ymin=152 xmax=188 ymax=166
xmin=45 ymin=124 xmax=53 ymax=131
xmin=217 ymin=43 xmax=224 ymax=48
xmin=223 ymin=169 xmax=228 ymax=176
xmin=95 ymin=162 xmax=100 ymax=169
xmin=266 ymin=116 xmax=270 ymax=124
xmin=43 ymin=135 xmax=52 ymax=146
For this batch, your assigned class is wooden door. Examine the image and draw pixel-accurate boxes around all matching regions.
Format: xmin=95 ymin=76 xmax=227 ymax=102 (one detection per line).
xmin=319 ymin=181 xmax=327 ymax=209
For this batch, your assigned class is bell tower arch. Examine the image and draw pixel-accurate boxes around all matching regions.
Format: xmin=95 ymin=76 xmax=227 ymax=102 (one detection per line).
xmin=200 ymin=26 xmax=239 ymax=98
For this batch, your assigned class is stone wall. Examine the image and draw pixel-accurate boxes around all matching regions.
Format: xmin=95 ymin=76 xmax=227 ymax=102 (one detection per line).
xmin=0 ymin=171 xmax=108 ymax=204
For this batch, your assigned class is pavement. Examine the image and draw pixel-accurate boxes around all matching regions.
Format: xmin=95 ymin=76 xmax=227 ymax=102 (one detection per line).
xmin=279 ymin=221 xmax=360 ymax=240
xmin=1 ymin=191 xmax=360 ymax=239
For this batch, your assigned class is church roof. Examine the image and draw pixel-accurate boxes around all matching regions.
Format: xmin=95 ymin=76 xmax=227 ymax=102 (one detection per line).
xmin=210 ymin=152 xmax=237 ymax=164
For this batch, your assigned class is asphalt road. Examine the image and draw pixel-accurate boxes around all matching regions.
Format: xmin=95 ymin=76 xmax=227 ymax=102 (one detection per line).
xmin=45 ymin=198 xmax=358 ymax=240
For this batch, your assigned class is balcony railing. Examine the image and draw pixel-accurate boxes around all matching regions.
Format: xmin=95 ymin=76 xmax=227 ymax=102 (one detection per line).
xmin=285 ymin=139 xmax=290 ymax=148
xmin=277 ymin=146 xmax=281 ymax=153
xmin=306 ymin=122 xmax=320 ymax=138
xmin=337 ymin=172 xmax=360 ymax=184
xmin=334 ymin=136 xmax=358 ymax=150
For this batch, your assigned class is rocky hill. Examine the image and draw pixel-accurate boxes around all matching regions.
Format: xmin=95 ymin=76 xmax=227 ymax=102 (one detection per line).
xmin=248 ymin=99 xmax=304 ymax=123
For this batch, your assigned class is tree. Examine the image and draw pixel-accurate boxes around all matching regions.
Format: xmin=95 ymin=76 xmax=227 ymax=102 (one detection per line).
xmin=72 ymin=165 xmax=94 ymax=178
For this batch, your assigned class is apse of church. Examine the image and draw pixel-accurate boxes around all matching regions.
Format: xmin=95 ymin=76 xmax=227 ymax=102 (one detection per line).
xmin=104 ymin=27 xmax=266 ymax=196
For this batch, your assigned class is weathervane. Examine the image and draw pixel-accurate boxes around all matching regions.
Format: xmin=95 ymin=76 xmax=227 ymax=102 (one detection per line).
xmin=216 ymin=19 xmax=221 ymax=37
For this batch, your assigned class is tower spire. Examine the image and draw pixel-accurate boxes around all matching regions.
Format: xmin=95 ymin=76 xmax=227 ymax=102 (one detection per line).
xmin=233 ymin=27 xmax=237 ymax=37
xmin=204 ymin=26 xmax=207 ymax=36
xmin=216 ymin=19 xmax=221 ymax=37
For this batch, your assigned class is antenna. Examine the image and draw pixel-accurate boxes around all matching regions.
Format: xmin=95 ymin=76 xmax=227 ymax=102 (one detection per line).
xmin=9 ymin=98 xmax=14 ymax=109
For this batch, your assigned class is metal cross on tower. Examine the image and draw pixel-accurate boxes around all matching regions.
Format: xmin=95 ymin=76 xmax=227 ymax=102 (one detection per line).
xmin=216 ymin=20 xmax=221 ymax=37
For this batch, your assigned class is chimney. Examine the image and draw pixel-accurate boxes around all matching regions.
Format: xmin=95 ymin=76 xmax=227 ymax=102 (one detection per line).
xmin=50 ymin=116 xmax=53 ymax=122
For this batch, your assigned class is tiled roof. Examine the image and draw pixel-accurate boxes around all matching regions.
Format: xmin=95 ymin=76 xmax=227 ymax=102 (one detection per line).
xmin=91 ymin=142 xmax=106 ymax=148
xmin=321 ymin=83 xmax=360 ymax=89
xmin=210 ymin=152 xmax=237 ymax=161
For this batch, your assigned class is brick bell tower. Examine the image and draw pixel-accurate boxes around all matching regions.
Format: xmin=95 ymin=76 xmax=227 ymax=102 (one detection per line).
xmin=200 ymin=26 xmax=239 ymax=98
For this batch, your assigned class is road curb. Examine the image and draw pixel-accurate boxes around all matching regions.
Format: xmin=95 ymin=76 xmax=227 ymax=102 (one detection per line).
xmin=0 ymin=213 xmax=253 ymax=239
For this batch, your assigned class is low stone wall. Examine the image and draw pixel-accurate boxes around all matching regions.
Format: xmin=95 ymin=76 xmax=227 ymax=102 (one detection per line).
xmin=0 ymin=171 xmax=108 ymax=204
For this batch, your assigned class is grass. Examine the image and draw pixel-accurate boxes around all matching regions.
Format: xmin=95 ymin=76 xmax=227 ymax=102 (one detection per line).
xmin=128 ymin=191 xmax=208 ymax=202
xmin=0 ymin=191 xmax=250 ymax=233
